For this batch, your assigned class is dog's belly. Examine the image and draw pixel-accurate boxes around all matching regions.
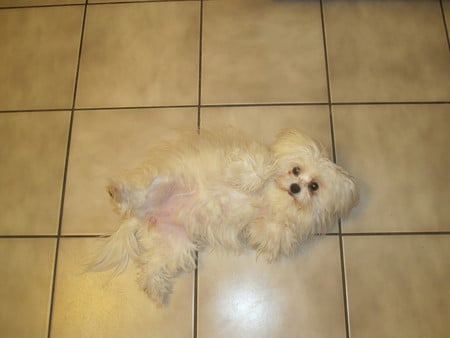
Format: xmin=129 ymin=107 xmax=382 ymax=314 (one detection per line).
xmin=148 ymin=191 xmax=195 ymax=235
xmin=184 ymin=188 xmax=256 ymax=249
xmin=148 ymin=185 xmax=256 ymax=249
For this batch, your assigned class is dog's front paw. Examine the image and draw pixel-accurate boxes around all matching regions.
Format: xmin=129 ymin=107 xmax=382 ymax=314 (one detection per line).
xmin=226 ymin=165 xmax=264 ymax=192
xmin=246 ymin=221 xmax=299 ymax=262
xmin=225 ymin=150 xmax=273 ymax=192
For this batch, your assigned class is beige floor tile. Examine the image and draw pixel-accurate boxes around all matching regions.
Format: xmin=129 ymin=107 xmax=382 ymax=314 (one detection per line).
xmin=201 ymin=105 xmax=332 ymax=155
xmin=324 ymin=0 xmax=450 ymax=102
xmin=76 ymin=2 xmax=200 ymax=108
xmin=0 ymin=111 xmax=70 ymax=235
xmin=0 ymin=6 xmax=83 ymax=110
xmin=62 ymin=108 xmax=197 ymax=234
xmin=0 ymin=238 xmax=56 ymax=338
xmin=334 ymin=104 xmax=450 ymax=233
xmin=344 ymin=235 xmax=450 ymax=338
xmin=445 ymin=1 xmax=450 ymax=38
xmin=50 ymin=238 xmax=193 ymax=338
xmin=201 ymin=0 xmax=327 ymax=105
xmin=197 ymin=237 xmax=346 ymax=338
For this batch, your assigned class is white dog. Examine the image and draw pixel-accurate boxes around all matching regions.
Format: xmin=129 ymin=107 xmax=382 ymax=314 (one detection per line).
xmin=90 ymin=128 xmax=358 ymax=305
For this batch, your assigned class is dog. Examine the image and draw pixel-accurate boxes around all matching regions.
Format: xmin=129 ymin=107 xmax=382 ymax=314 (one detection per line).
xmin=90 ymin=128 xmax=359 ymax=306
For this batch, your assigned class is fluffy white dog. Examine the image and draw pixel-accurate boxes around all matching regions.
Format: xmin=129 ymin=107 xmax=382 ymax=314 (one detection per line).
xmin=91 ymin=128 xmax=358 ymax=306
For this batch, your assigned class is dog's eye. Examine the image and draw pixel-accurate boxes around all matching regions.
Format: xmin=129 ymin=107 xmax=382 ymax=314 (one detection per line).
xmin=292 ymin=166 xmax=301 ymax=176
xmin=309 ymin=182 xmax=319 ymax=191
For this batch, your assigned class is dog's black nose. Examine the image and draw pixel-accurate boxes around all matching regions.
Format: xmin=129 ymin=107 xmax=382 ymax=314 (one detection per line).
xmin=290 ymin=183 xmax=301 ymax=194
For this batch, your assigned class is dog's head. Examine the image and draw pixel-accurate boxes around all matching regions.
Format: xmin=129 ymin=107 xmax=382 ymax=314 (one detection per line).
xmin=271 ymin=129 xmax=359 ymax=232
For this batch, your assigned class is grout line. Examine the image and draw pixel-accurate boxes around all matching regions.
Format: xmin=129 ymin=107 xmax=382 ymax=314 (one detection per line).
xmin=193 ymin=1 xmax=203 ymax=337
xmin=46 ymin=3 xmax=88 ymax=337
xmin=193 ymin=251 xmax=199 ymax=338
xmin=201 ymin=102 xmax=330 ymax=108
xmin=439 ymin=0 xmax=450 ymax=51
xmin=338 ymin=231 xmax=351 ymax=337
xmin=88 ymin=0 xmax=200 ymax=6
xmin=342 ymin=231 xmax=450 ymax=236
xmin=319 ymin=1 xmax=350 ymax=337
xmin=0 ymin=3 xmax=84 ymax=10
xmin=0 ymin=235 xmax=59 ymax=239
xmin=0 ymin=108 xmax=72 ymax=114
xmin=331 ymin=100 xmax=450 ymax=106
xmin=2 ymin=231 xmax=449 ymax=240
xmin=0 ymin=234 xmax=107 ymax=239
xmin=1 ymin=101 xmax=449 ymax=115
xmin=196 ymin=0 xmax=204 ymax=131
xmin=76 ymin=104 xmax=198 ymax=111
xmin=0 ymin=0 xmax=197 ymax=10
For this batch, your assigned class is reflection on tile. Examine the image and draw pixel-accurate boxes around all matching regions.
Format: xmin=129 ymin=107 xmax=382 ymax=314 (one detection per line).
xmin=334 ymin=104 xmax=450 ymax=232
xmin=62 ymin=108 xmax=197 ymax=234
xmin=324 ymin=0 xmax=450 ymax=102
xmin=198 ymin=237 xmax=346 ymax=338
xmin=202 ymin=0 xmax=327 ymax=104
xmin=345 ymin=235 xmax=450 ymax=338
xmin=76 ymin=2 xmax=200 ymax=108
xmin=0 ymin=238 xmax=56 ymax=338
xmin=0 ymin=111 xmax=70 ymax=235
xmin=0 ymin=6 xmax=83 ymax=110
xmin=50 ymin=238 xmax=193 ymax=338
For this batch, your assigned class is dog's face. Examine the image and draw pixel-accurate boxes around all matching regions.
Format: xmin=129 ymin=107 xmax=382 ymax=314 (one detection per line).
xmin=271 ymin=129 xmax=359 ymax=231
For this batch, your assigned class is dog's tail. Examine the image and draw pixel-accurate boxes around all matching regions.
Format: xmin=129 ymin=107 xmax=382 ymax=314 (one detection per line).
xmin=88 ymin=218 xmax=141 ymax=275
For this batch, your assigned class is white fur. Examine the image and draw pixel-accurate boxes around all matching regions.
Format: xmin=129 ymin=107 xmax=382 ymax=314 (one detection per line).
xmin=90 ymin=128 xmax=359 ymax=306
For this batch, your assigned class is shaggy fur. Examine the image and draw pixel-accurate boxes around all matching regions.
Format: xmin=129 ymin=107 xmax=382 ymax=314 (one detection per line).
xmin=90 ymin=128 xmax=359 ymax=306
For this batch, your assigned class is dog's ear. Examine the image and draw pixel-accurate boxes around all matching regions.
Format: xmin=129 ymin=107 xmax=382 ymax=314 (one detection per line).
xmin=271 ymin=129 xmax=324 ymax=157
xmin=335 ymin=172 xmax=360 ymax=219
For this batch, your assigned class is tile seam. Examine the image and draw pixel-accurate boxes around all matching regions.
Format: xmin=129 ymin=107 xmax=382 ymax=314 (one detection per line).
xmin=46 ymin=2 xmax=88 ymax=337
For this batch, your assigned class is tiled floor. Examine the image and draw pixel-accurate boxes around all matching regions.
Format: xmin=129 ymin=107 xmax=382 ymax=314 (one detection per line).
xmin=0 ymin=1 xmax=449 ymax=337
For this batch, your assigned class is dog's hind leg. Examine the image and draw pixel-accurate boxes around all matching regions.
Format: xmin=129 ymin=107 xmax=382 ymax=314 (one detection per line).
xmin=134 ymin=223 xmax=197 ymax=306
xmin=107 ymin=160 xmax=162 ymax=217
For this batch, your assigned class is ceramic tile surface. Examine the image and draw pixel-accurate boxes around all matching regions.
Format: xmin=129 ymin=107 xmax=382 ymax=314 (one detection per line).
xmin=62 ymin=108 xmax=197 ymax=234
xmin=345 ymin=235 xmax=450 ymax=338
xmin=0 ymin=111 xmax=70 ymax=235
xmin=0 ymin=6 xmax=83 ymax=110
xmin=445 ymin=1 xmax=450 ymax=23
xmin=76 ymin=2 xmax=200 ymax=108
xmin=201 ymin=105 xmax=332 ymax=152
xmin=198 ymin=237 xmax=346 ymax=338
xmin=1 ymin=1 xmax=449 ymax=337
xmin=201 ymin=0 xmax=327 ymax=104
xmin=0 ymin=238 xmax=56 ymax=338
xmin=334 ymin=104 xmax=450 ymax=233
xmin=324 ymin=0 xmax=450 ymax=102
xmin=50 ymin=238 xmax=193 ymax=338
